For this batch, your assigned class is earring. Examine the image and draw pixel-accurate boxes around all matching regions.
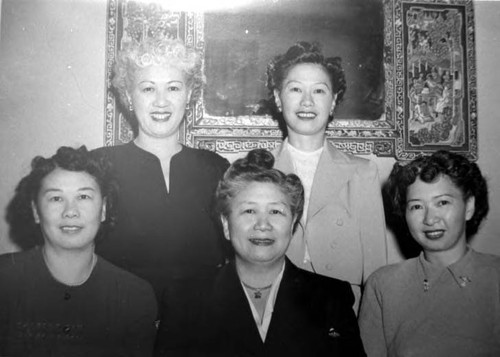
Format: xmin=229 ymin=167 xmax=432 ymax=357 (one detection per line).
xmin=185 ymin=103 xmax=190 ymax=110
xmin=128 ymin=101 xmax=134 ymax=112
xmin=329 ymin=107 xmax=334 ymax=117
xmin=276 ymin=103 xmax=282 ymax=112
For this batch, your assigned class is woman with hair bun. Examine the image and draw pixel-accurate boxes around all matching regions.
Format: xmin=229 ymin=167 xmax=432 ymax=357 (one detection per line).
xmin=155 ymin=149 xmax=365 ymax=356
xmin=267 ymin=41 xmax=389 ymax=312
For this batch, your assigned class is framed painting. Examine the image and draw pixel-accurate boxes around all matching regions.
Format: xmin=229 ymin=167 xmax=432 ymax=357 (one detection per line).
xmin=104 ymin=0 xmax=477 ymax=160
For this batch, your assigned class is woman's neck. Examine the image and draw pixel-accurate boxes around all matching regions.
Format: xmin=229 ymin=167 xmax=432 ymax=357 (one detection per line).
xmin=287 ymin=132 xmax=325 ymax=152
xmin=134 ymin=133 xmax=182 ymax=162
xmin=42 ymin=245 xmax=96 ymax=286
xmin=423 ymin=244 xmax=468 ymax=268
xmin=235 ymin=257 xmax=285 ymax=287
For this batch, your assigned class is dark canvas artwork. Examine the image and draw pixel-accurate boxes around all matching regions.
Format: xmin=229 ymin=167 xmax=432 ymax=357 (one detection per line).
xmin=104 ymin=0 xmax=477 ymax=160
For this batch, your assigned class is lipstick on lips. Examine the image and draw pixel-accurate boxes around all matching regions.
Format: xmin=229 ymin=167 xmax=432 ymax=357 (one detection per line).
xmin=423 ymin=230 xmax=445 ymax=240
xmin=296 ymin=111 xmax=316 ymax=119
xmin=249 ymin=238 xmax=274 ymax=246
xmin=150 ymin=112 xmax=172 ymax=121
xmin=60 ymin=225 xmax=83 ymax=234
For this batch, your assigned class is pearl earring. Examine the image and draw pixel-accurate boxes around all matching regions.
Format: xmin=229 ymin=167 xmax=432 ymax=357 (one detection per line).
xmin=128 ymin=102 xmax=134 ymax=112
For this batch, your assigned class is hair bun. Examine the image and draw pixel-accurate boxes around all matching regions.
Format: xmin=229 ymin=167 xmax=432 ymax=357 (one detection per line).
xmin=247 ymin=149 xmax=274 ymax=169
xmin=232 ymin=149 xmax=275 ymax=173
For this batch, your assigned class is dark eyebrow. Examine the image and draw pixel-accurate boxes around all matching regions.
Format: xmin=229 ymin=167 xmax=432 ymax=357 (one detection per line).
xmin=40 ymin=187 xmax=97 ymax=194
xmin=78 ymin=187 xmax=97 ymax=192
xmin=284 ymin=79 xmax=331 ymax=89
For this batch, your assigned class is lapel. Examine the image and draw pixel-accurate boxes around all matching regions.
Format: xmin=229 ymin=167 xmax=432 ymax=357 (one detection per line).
xmin=274 ymin=142 xmax=354 ymax=221
xmin=273 ymin=143 xmax=294 ymax=174
xmin=210 ymin=261 xmax=265 ymax=354
xmin=307 ymin=143 xmax=353 ymax=220
xmin=264 ymin=259 xmax=314 ymax=352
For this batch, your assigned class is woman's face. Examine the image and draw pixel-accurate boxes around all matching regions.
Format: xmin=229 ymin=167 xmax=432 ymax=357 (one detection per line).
xmin=405 ymin=175 xmax=475 ymax=260
xmin=274 ymin=63 xmax=336 ymax=140
xmin=222 ymin=181 xmax=296 ymax=267
xmin=128 ymin=64 xmax=192 ymax=141
xmin=32 ymin=168 xmax=106 ymax=252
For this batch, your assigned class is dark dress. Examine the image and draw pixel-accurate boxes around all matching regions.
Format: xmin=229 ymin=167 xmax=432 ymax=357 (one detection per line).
xmin=93 ymin=142 xmax=230 ymax=301
xmin=0 ymin=247 xmax=157 ymax=357
xmin=155 ymin=258 xmax=366 ymax=357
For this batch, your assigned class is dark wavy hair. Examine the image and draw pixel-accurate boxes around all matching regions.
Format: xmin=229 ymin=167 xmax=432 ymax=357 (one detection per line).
xmin=266 ymin=41 xmax=347 ymax=127
xmin=6 ymin=146 xmax=118 ymax=249
xmin=215 ymin=149 xmax=304 ymax=233
xmin=385 ymin=150 xmax=489 ymax=239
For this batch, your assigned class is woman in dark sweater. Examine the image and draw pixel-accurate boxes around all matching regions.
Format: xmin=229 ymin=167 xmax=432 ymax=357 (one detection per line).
xmin=93 ymin=38 xmax=229 ymax=302
xmin=1 ymin=146 xmax=157 ymax=356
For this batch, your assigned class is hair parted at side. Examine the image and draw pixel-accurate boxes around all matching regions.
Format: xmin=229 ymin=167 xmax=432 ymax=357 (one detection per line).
xmin=112 ymin=37 xmax=205 ymax=110
xmin=266 ymin=41 xmax=347 ymax=106
xmin=385 ymin=150 xmax=489 ymax=239
xmin=6 ymin=146 xmax=118 ymax=249
xmin=215 ymin=149 xmax=304 ymax=232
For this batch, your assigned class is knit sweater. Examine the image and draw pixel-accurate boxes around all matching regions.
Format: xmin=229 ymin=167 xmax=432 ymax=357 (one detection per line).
xmin=359 ymin=248 xmax=500 ymax=356
xmin=0 ymin=247 xmax=158 ymax=356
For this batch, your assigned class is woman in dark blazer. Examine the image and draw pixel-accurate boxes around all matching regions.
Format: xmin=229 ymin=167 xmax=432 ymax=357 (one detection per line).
xmin=155 ymin=149 xmax=365 ymax=356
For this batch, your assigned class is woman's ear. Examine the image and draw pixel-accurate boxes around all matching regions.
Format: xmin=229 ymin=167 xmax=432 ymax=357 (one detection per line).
xmin=31 ymin=201 xmax=40 ymax=224
xmin=465 ymin=196 xmax=475 ymax=221
xmin=220 ymin=215 xmax=230 ymax=241
xmin=101 ymin=198 xmax=107 ymax=223
xmin=329 ymin=94 xmax=338 ymax=116
xmin=291 ymin=214 xmax=301 ymax=234
xmin=273 ymin=89 xmax=282 ymax=112
xmin=125 ymin=91 xmax=133 ymax=110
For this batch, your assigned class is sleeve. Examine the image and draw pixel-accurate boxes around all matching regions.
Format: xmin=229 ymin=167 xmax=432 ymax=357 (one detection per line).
xmin=125 ymin=281 xmax=158 ymax=357
xmin=354 ymin=160 xmax=390 ymax=284
xmin=334 ymin=281 xmax=367 ymax=357
xmin=209 ymin=156 xmax=232 ymax=263
xmin=0 ymin=274 xmax=9 ymax=355
xmin=154 ymin=279 xmax=207 ymax=357
xmin=358 ymin=273 xmax=387 ymax=357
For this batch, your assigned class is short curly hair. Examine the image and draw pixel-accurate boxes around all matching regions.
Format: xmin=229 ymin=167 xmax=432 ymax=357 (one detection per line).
xmin=215 ymin=149 xmax=304 ymax=233
xmin=112 ymin=38 xmax=205 ymax=123
xmin=6 ymin=146 xmax=118 ymax=249
xmin=266 ymin=41 xmax=347 ymax=122
xmin=385 ymin=150 xmax=489 ymax=239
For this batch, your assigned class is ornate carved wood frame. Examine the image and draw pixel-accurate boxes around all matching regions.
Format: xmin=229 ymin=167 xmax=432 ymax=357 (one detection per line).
xmin=104 ymin=0 xmax=477 ymax=160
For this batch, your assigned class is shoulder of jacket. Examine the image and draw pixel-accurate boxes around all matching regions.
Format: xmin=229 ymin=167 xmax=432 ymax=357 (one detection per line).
xmin=182 ymin=146 xmax=229 ymax=166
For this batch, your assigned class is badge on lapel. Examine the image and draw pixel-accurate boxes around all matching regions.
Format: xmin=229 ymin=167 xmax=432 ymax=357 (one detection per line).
xmin=328 ymin=327 xmax=341 ymax=338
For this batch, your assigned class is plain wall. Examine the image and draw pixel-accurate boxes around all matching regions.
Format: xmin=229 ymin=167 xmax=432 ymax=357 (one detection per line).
xmin=0 ymin=0 xmax=499 ymax=257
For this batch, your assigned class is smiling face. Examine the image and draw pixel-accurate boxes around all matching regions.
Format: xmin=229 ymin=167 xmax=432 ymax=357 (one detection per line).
xmin=128 ymin=64 xmax=192 ymax=141
xmin=405 ymin=175 xmax=475 ymax=264
xmin=274 ymin=63 xmax=336 ymax=142
xmin=32 ymin=168 xmax=106 ymax=253
xmin=221 ymin=181 xmax=297 ymax=267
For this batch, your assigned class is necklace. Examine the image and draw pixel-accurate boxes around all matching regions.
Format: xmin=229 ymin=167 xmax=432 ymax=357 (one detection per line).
xmin=241 ymin=281 xmax=273 ymax=299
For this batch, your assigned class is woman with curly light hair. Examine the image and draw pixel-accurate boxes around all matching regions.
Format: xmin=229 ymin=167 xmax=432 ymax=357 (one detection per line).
xmin=93 ymin=38 xmax=230 ymax=303
xmin=359 ymin=150 xmax=500 ymax=356
xmin=267 ymin=41 xmax=389 ymax=312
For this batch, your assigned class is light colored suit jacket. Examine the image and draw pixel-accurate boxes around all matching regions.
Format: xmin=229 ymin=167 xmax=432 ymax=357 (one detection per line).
xmin=273 ymin=142 xmax=388 ymax=302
